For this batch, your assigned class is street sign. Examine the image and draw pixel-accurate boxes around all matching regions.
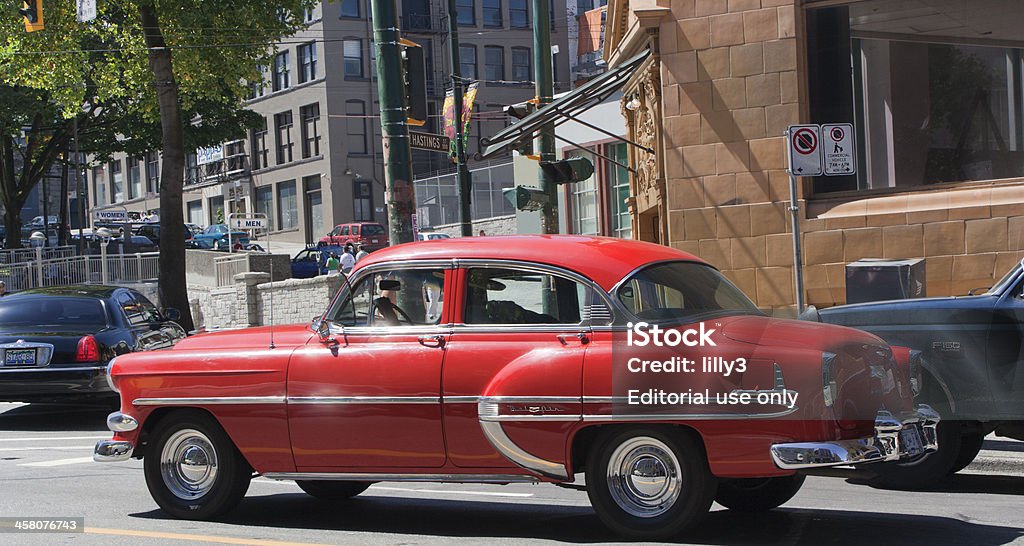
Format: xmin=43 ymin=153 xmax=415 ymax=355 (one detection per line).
xmin=821 ymin=123 xmax=856 ymax=176
xmin=229 ymin=217 xmax=267 ymax=230
xmin=77 ymin=0 xmax=96 ymax=22
xmin=410 ymin=131 xmax=451 ymax=153
xmin=93 ymin=210 xmax=127 ymax=222
xmin=787 ymin=125 xmax=822 ymax=176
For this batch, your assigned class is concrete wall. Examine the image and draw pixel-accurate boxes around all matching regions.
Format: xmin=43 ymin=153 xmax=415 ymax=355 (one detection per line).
xmin=185 ymin=249 xmax=291 ymax=288
xmin=189 ymin=271 xmax=344 ymax=331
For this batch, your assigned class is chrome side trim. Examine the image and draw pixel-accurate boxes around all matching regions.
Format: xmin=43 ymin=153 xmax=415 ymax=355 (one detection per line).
xmin=0 ymin=365 xmax=104 ymax=374
xmin=132 ymin=396 xmax=286 ymax=406
xmin=287 ymin=396 xmax=440 ymax=405
xmin=106 ymin=411 xmax=138 ymax=432
xmin=443 ymin=396 xmax=480 ymax=403
xmin=262 ymin=472 xmax=540 ymax=484
xmin=478 ymin=420 xmax=570 ymax=480
xmin=481 ymin=396 xmax=581 ymax=404
xmin=582 ymin=408 xmax=799 ymax=421
xmin=93 ymin=440 xmax=134 ymax=462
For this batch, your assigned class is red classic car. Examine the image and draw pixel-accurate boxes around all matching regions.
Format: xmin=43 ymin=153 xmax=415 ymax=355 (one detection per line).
xmin=95 ymin=236 xmax=937 ymax=539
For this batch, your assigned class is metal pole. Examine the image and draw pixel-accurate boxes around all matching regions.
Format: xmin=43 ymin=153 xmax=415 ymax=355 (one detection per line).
xmin=42 ymin=170 xmax=50 ymax=247
xmin=533 ymin=0 xmax=557 ymax=233
xmin=445 ymin=0 xmax=474 ymax=237
xmin=784 ymin=128 xmax=806 ymax=313
xmin=73 ymin=117 xmax=85 ymax=255
xmin=100 ymin=242 xmax=108 ymax=284
xmin=370 ymin=0 xmax=416 ymax=245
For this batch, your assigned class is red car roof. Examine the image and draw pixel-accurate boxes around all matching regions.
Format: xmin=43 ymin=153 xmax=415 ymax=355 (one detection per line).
xmin=354 ymin=235 xmax=704 ymax=290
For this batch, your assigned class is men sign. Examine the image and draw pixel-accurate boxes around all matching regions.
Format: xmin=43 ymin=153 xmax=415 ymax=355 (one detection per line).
xmin=786 ymin=125 xmax=822 ymax=176
xmin=821 ymin=123 xmax=855 ymax=176
xmin=229 ymin=217 xmax=267 ymax=230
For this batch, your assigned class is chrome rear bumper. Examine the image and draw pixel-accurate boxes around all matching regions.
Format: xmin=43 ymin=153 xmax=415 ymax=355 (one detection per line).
xmin=94 ymin=440 xmax=134 ymax=462
xmin=770 ymin=404 xmax=940 ymax=470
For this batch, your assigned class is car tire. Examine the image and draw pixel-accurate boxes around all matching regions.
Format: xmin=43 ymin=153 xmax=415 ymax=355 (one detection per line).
xmin=213 ymin=240 xmax=222 ymax=251
xmin=295 ymin=480 xmax=372 ymax=500
xmin=586 ymin=428 xmax=716 ymax=540
xmin=714 ymin=474 xmax=805 ymax=512
xmin=950 ymin=432 xmax=986 ymax=474
xmin=144 ymin=410 xmax=251 ymax=520
xmin=869 ymin=420 xmax=963 ymax=489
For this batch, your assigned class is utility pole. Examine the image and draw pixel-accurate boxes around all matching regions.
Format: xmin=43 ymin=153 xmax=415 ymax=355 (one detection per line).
xmin=533 ymin=0 xmax=557 ymax=233
xmin=370 ymin=0 xmax=416 ymax=245
xmin=445 ymin=0 xmax=474 ymax=237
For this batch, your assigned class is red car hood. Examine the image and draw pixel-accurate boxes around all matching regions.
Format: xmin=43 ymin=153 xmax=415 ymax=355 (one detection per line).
xmin=177 ymin=324 xmax=314 ymax=350
xmin=719 ymin=315 xmax=884 ymax=351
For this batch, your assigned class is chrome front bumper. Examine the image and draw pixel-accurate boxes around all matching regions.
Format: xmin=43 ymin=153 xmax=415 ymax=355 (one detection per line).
xmin=770 ymin=404 xmax=940 ymax=470
xmin=94 ymin=440 xmax=134 ymax=462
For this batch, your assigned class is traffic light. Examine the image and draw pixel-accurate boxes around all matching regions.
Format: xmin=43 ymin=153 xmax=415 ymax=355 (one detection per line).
xmin=19 ymin=0 xmax=43 ymax=32
xmin=503 ymin=186 xmax=550 ymax=212
xmin=503 ymin=100 xmax=536 ymax=155
xmin=399 ymin=38 xmax=428 ymax=127
xmin=539 ymin=157 xmax=595 ymax=184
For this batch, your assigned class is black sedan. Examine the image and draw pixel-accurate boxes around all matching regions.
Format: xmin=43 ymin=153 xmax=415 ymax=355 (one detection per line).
xmin=0 ymin=286 xmax=186 ymax=403
xmin=814 ymin=257 xmax=1024 ymax=487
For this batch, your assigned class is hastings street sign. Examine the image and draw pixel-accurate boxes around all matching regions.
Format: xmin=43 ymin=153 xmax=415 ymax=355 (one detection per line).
xmin=410 ymin=131 xmax=451 ymax=153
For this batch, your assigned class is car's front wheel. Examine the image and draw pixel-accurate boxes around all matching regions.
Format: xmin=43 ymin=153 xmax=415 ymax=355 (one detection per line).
xmin=296 ymin=480 xmax=371 ymax=500
xmin=586 ymin=428 xmax=716 ymax=539
xmin=714 ymin=474 xmax=805 ymax=512
xmin=144 ymin=411 xmax=251 ymax=519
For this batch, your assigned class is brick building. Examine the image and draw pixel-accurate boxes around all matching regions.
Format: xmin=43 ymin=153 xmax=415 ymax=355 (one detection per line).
xmin=602 ymin=0 xmax=1024 ymax=311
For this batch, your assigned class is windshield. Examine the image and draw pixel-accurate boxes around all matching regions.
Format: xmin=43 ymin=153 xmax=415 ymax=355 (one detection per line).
xmin=986 ymin=259 xmax=1024 ymax=296
xmin=0 ymin=297 xmax=108 ymax=327
xmin=616 ymin=261 xmax=761 ymax=322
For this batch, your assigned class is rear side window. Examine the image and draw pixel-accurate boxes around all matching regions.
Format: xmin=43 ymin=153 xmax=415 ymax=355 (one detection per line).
xmin=464 ymin=268 xmax=591 ymax=325
xmin=362 ymin=224 xmax=385 ymax=236
xmin=0 ymin=297 xmax=107 ymax=326
xmin=351 ymin=225 xmax=360 ymax=235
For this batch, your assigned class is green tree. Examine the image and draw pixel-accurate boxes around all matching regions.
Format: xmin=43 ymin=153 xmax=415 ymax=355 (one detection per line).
xmin=2 ymin=0 xmax=313 ymax=330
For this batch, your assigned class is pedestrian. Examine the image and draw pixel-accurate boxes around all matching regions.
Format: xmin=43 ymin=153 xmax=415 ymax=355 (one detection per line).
xmin=478 ymin=230 xmax=486 ymax=237
xmin=344 ymin=242 xmax=355 ymax=256
xmin=355 ymin=243 xmax=368 ymax=262
xmin=0 ymin=281 xmax=7 ymax=297
xmin=325 ymin=252 xmax=341 ymax=276
xmin=340 ymin=247 xmax=356 ymax=274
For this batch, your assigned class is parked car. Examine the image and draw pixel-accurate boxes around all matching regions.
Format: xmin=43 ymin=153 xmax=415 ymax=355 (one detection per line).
xmin=813 ymin=257 xmax=1024 ymax=488
xmin=95 ymin=236 xmax=935 ymax=538
xmin=417 ymin=232 xmax=451 ymax=241
xmin=0 ymin=286 xmax=186 ymax=403
xmin=318 ymin=222 xmax=388 ymax=251
xmin=185 ymin=223 xmax=204 ymax=238
xmin=290 ymin=245 xmax=343 ymax=279
xmin=189 ymin=224 xmax=249 ymax=251
xmin=134 ymin=223 xmax=198 ymax=246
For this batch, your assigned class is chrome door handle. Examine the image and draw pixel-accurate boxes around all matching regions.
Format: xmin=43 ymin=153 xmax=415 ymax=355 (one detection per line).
xmin=418 ymin=335 xmax=446 ymax=348
xmin=557 ymin=333 xmax=589 ymax=345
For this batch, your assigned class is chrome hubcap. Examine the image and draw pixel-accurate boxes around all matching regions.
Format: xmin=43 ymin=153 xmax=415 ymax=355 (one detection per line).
xmin=160 ymin=429 xmax=219 ymax=500
xmin=606 ymin=436 xmax=681 ymax=518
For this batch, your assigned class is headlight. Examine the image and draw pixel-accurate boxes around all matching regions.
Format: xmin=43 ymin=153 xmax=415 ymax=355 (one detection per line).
xmin=105 ymin=356 xmax=119 ymax=394
xmin=822 ymin=352 xmax=837 ymax=407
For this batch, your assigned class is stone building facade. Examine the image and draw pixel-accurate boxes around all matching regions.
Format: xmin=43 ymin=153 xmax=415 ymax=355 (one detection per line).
xmin=605 ymin=0 xmax=1024 ymax=311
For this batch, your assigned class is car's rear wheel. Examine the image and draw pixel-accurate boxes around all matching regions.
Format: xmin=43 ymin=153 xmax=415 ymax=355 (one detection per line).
xmin=296 ymin=480 xmax=372 ymax=500
xmin=714 ymin=474 xmax=805 ymax=512
xmin=144 ymin=411 xmax=251 ymax=520
xmin=870 ymin=420 xmax=962 ymax=489
xmin=586 ymin=428 xmax=715 ymax=539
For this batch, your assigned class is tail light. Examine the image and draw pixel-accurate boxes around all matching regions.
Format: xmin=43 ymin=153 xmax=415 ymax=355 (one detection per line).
xmin=76 ymin=335 xmax=100 ymax=362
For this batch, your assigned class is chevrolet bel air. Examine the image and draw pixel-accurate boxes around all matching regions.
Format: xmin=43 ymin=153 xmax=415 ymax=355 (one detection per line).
xmin=95 ymin=236 xmax=937 ymax=539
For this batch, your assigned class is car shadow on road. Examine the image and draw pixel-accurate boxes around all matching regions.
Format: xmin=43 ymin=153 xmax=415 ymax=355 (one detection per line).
xmin=131 ymin=493 xmax=1024 ymax=544
xmin=0 ymin=402 xmax=110 ymax=432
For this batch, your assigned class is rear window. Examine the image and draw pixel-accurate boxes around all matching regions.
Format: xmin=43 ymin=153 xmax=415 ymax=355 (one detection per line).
xmin=617 ymin=261 xmax=761 ymax=322
xmin=361 ymin=224 xmax=385 ymax=236
xmin=0 ymin=297 xmax=108 ymax=327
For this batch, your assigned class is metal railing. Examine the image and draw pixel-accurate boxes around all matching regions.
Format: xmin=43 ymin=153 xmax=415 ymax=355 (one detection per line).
xmin=0 ymin=245 xmax=76 ymax=265
xmin=214 ymin=254 xmax=250 ymax=287
xmin=0 ymin=252 xmax=161 ymax=291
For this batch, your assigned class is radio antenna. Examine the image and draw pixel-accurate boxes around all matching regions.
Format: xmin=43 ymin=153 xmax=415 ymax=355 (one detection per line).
xmin=267 ymin=220 xmax=275 ymax=349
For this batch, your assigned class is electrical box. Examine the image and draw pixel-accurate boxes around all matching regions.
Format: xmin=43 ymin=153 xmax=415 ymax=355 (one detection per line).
xmin=845 ymin=258 xmax=926 ymax=304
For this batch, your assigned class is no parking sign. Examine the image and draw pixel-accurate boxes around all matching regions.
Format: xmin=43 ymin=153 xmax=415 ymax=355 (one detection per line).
xmin=786 ymin=125 xmax=822 ymax=176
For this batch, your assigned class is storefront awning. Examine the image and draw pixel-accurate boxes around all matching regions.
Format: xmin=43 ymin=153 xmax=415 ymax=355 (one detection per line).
xmin=480 ymin=49 xmax=650 ymax=159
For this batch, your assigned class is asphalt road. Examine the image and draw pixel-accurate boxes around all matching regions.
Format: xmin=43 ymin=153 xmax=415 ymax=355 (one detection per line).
xmin=1 ymin=402 xmax=1023 ymax=546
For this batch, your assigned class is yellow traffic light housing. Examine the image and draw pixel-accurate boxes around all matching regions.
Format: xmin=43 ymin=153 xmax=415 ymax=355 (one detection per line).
xmin=20 ymin=0 xmax=44 ymax=32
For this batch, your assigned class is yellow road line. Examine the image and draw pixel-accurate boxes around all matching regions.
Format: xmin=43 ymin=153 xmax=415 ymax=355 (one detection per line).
xmin=85 ymin=527 xmax=337 ymax=546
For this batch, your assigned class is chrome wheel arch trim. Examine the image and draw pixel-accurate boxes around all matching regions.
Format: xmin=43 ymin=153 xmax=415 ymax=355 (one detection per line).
xmin=477 ymin=419 xmax=570 ymax=480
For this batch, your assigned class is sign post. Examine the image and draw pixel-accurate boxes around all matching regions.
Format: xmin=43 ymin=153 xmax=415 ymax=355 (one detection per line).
xmin=226 ymin=213 xmax=268 ymax=254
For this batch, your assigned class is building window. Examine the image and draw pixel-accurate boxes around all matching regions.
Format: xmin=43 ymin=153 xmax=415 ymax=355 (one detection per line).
xmin=275 ymin=111 xmax=294 ymax=165
xmin=353 ymin=179 xmax=373 ymax=221
xmin=251 ymin=118 xmax=269 ymax=170
xmin=511 ymin=47 xmax=531 ymax=81
xmin=187 ymin=200 xmax=203 ymax=226
xmin=247 ymin=65 xmax=265 ymax=99
xmin=278 ymin=180 xmax=298 ymax=230
xmin=459 ymin=45 xmax=477 ymax=79
xmin=92 ymin=165 xmax=107 ymax=207
xmin=254 ymin=186 xmax=274 ymax=231
xmin=298 ymin=42 xmax=317 ymax=83
xmin=109 ymin=160 xmax=123 ymax=203
xmin=304 ymin=175 xmax=323 ymax=240
xmin=300 ymin=103 xmax=321 ymax=158
xmin=457 ymin=0 xmax=475 ymax=26
xmin=509 ymin=0 xmax=528 ymax=28
xmin=606 ymin=143 xmax=631 ymax=239
xmin=346 ymin=100 xmax=367 ymax=155
xmin=568 ymin=149 xmax=599 ymax=235
xmin=128 ymin=157 xmax=142 ymax=200
xmin=208 ymin=196 xmax=224 ymax=226
xmin=344 ymin=39 xmax=363 ymax=78
xmin=272 ymin=51 xmax=290 ymax=91
xmin=145 ymin=152 xmax=159 ymax=195
xmin=483 ymin=0 xmax=502 ymax=27
xmin=303 ymin=6 xmax=316 ymax=22
xmin=484 ymin=46 xmax=504 ymax=82
xmin=185 ymin=153 xmax=198 ymax=186
xmin=340 ymin=0 xmax=360 ymax=18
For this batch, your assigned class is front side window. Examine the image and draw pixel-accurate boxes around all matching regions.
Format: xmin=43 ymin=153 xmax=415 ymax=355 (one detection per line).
xmin=330 ymin=268 xmax=447 ymax=327
xmin=464 ymin=267 xmax=591 ymax=325
xmin=617 ymin=262 xmax=760 ymax=322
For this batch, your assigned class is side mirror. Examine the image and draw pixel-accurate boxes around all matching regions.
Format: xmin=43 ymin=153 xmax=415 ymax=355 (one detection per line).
xmin=312 ymin=316 xmax=330 ymax=341
xmin=797 ymin=305 xmax=819 ymax=322
xmin=162 ymin=308 xmax=181 ymax=322
xmin=379 ymin=279 xmax=402 ymax=291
